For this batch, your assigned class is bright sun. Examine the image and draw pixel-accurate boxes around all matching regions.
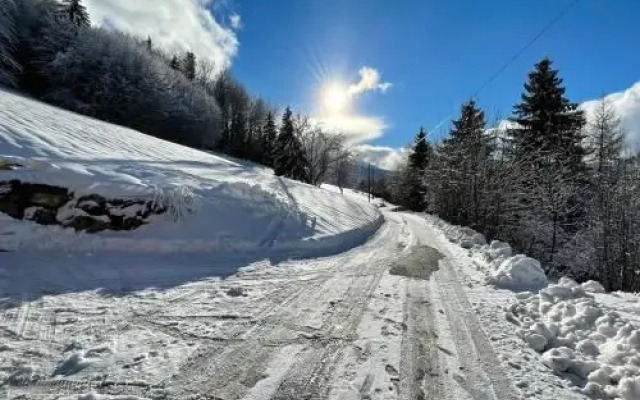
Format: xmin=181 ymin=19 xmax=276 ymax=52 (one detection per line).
xmin=322 ymin=84 xmax=350 ymax=114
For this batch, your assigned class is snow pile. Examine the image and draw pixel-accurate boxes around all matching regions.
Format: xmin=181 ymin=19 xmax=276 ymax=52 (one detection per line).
xmin=428 ymin=216 xmax=547 ymax=291
xmin=0 ymin=90 xmax=382 ymax=253
xmin=507 ymin=278 xmax=640 ymax=399
xmin=487 ymin=254 xmax=548 ymax=292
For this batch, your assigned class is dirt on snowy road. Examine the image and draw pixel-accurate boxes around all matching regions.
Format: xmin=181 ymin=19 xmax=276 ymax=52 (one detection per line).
xmin=2 ymin=212 xmax=519 ymax=400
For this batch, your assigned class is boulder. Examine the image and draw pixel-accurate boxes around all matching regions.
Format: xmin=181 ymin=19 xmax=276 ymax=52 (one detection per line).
xmin=66 ymin=215 xmax=111 ymax=233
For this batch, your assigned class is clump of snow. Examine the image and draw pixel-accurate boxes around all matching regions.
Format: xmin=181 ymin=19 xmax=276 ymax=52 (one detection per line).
xmin=582 ymin=280 xmax=606 ymax=294
xmin=487 ymin=255 xmax=548 ymax=292
xmin=54 ymin=344 xmax=114 ymax=376
xmin=507 ymin=277 xmax=640 ymax=399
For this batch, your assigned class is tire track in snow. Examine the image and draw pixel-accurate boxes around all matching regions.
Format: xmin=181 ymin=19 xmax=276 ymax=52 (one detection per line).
xmin=398 ymin=278 xmax=444 ymax=400
xmin=434 ymin=258 xmax=518 ymax=400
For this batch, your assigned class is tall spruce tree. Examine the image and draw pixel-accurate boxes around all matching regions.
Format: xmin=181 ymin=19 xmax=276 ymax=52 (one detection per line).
xmin=405 ymin=127 xmax=432 ymax=211
xmin=437 ymin=100 xmax=489 ymax=225
xmin=183 ymin=51 xmax=196 ymax=81
xmin=274 ymin=107 xmax=310 ymax=183
xmin=61 ymin=0 xmax=90 ymax=29
xmin=510 ymin=58 xmax=587 ymax=266
xmin=170 ymin=55 xmax=180 ymax=71
xmin=261 ymin=112 xmax=277 ymax=167
xmin=511 ymin=57 xmax=586 ymax=171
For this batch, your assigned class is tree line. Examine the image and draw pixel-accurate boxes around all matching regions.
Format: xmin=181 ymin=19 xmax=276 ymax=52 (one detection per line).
xmin=385 ymin=57 xmax=640 ymax=292
xmin=0 ymin=0 xmax=355 ymax=188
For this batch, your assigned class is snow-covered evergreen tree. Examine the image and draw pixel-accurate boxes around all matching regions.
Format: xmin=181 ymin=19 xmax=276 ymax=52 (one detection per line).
xmin=261 ymin=112 xmax=277 ymax=167
xmin=61 ymin=0 xmax=90 ymax=29
xmin=274 ymin=107 xmax=310 ymax=183
xmin=405 ymin=127 xmax=432 ymax=211
xmin=183 ymin=51 xmax=196 ymax=81
xmin=511 ymin=57 xmax=586 ymax=173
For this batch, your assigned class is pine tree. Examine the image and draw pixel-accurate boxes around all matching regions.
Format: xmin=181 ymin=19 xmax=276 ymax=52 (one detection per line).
xmin=511 ymin=57 xmax=586 ymax=172
xmin=145 ymin=37 xmax=152 ymax=52
xmin=61 ymin=0 xmax=91 ymax=29
xmin=408 ymin=126 xmax=431 ymax=171
xmin=274 ymin=107 xmax=310 ymax=183
xmin=510 ymin=58 xmax=588 ymax=266
xmin=437 ymin=100 xmax=490 ymax=225
xmin=405 ymin=127 xmax=432 ymax=211
xmin=170 ymin=55 xmax=180 ymax=71
xmin=0 ymin=0 xmax=19 ymax=88
xmin=183 ymin=51 xmax=196 ymax=81
xmin=261 ymin=112 xmax=277 ymax=167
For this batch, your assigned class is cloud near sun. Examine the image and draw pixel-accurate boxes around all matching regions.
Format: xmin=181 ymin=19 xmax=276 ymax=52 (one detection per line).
xmin=315 ymin=66 xmax=392 ymax=144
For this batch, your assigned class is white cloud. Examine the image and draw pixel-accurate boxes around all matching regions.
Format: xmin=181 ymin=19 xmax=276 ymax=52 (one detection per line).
xmin=352 ymin=144 xmax=406 ymax=170
xmin=85 ymin=0 xmax=239 ymax=72
xmin=581 ymin=81 xmax=640 ymax=151
xmin=348 ymin=67 xmax=392 ymax=96
xmin=313 ymin=114 xmax=388 ymax=144
xmin=229 ymin=13 xmax=242 ymax=30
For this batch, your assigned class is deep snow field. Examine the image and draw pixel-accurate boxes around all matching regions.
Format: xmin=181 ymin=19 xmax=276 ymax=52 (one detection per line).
xmin=0 ymin=89 xmax=382 ymax=256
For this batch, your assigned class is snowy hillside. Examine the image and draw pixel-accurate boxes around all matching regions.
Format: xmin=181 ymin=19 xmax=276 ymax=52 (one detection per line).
xmin=0 ymin=90 xmax=382 ymax=254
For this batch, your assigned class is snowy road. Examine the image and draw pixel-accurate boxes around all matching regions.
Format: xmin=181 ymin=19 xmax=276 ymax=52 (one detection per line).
xmin=2 ymin=212 xmax=521 ymax=400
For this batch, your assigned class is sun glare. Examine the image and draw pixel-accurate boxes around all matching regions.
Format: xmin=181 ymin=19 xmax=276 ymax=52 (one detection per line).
xmin=322 ymin=84 xmax=350 ymax=114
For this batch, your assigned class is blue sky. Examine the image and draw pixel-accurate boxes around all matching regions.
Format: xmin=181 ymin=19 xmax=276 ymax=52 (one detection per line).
xmin=229 ymin=0 xmax=640 ymax=148
xmin=86 ymin=0 xmax=640 ymax=167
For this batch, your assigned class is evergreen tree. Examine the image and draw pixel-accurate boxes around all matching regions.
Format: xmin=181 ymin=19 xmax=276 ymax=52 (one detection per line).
xmin=61 ymin=0 xmax=90 ymax=29
xmin=170 ymin=55 xmax=180 ymax=71
xmin=511 ymin=57 xmax=586 ymax=171
xmin=261 ymin=112 xmax=277 ymax=167
xmin=405 ymin=126 xmax=432 ymax=211
xmin=437 ymin=100 xmax=490 ymax=225
xmin=274 ymin=107 xmax=310 ymax=183
xmin=510 ymin=58 xmax=588 ymax=266
xmin=183 ymin=51 xmax=196 ymax=81
xmin=145 ymin=36 xmax=152 ymax=52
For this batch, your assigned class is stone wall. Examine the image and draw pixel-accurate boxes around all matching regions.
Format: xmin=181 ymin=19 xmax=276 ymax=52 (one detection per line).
xmin=0 ymin=180 xmax=165 ymax=233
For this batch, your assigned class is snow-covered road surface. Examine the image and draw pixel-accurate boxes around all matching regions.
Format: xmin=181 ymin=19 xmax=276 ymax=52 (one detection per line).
xmin=1 ymin=212 xmax=585 ymax=400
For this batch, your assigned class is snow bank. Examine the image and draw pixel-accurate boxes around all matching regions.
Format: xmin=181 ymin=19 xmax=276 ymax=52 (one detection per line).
xmin=0 ymin=90 xmax=382 ymax=254
xmin=507 ymin=278 xmax=640 ymax=399
xmin=428 ymin=216 xmax=547 ymax=291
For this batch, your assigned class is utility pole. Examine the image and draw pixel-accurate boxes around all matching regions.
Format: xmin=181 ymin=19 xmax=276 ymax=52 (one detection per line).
xmin=368 ymin=163 xmax=372 ymax=203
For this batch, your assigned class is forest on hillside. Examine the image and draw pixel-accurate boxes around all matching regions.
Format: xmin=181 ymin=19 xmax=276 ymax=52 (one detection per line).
xmin=0 ymin=0 xmax=355 ymax=189
xmin=384 ymin=58 xmax=640 ymax=292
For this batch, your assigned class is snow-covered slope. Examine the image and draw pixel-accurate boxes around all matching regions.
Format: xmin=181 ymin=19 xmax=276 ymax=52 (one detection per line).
xmin=0 ymin=90 xmax=382 ymax=253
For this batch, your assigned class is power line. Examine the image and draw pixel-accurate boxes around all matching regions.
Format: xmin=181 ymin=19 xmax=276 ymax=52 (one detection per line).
xmin=423 ymin=0 xmax=582 ymax=140
xmin=471 ymin=0 xmax=582 ymax=99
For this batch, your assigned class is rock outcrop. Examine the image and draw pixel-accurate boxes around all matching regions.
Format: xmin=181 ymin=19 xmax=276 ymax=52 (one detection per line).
xmin=0 ymin=180 xmax=165 ymax=233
